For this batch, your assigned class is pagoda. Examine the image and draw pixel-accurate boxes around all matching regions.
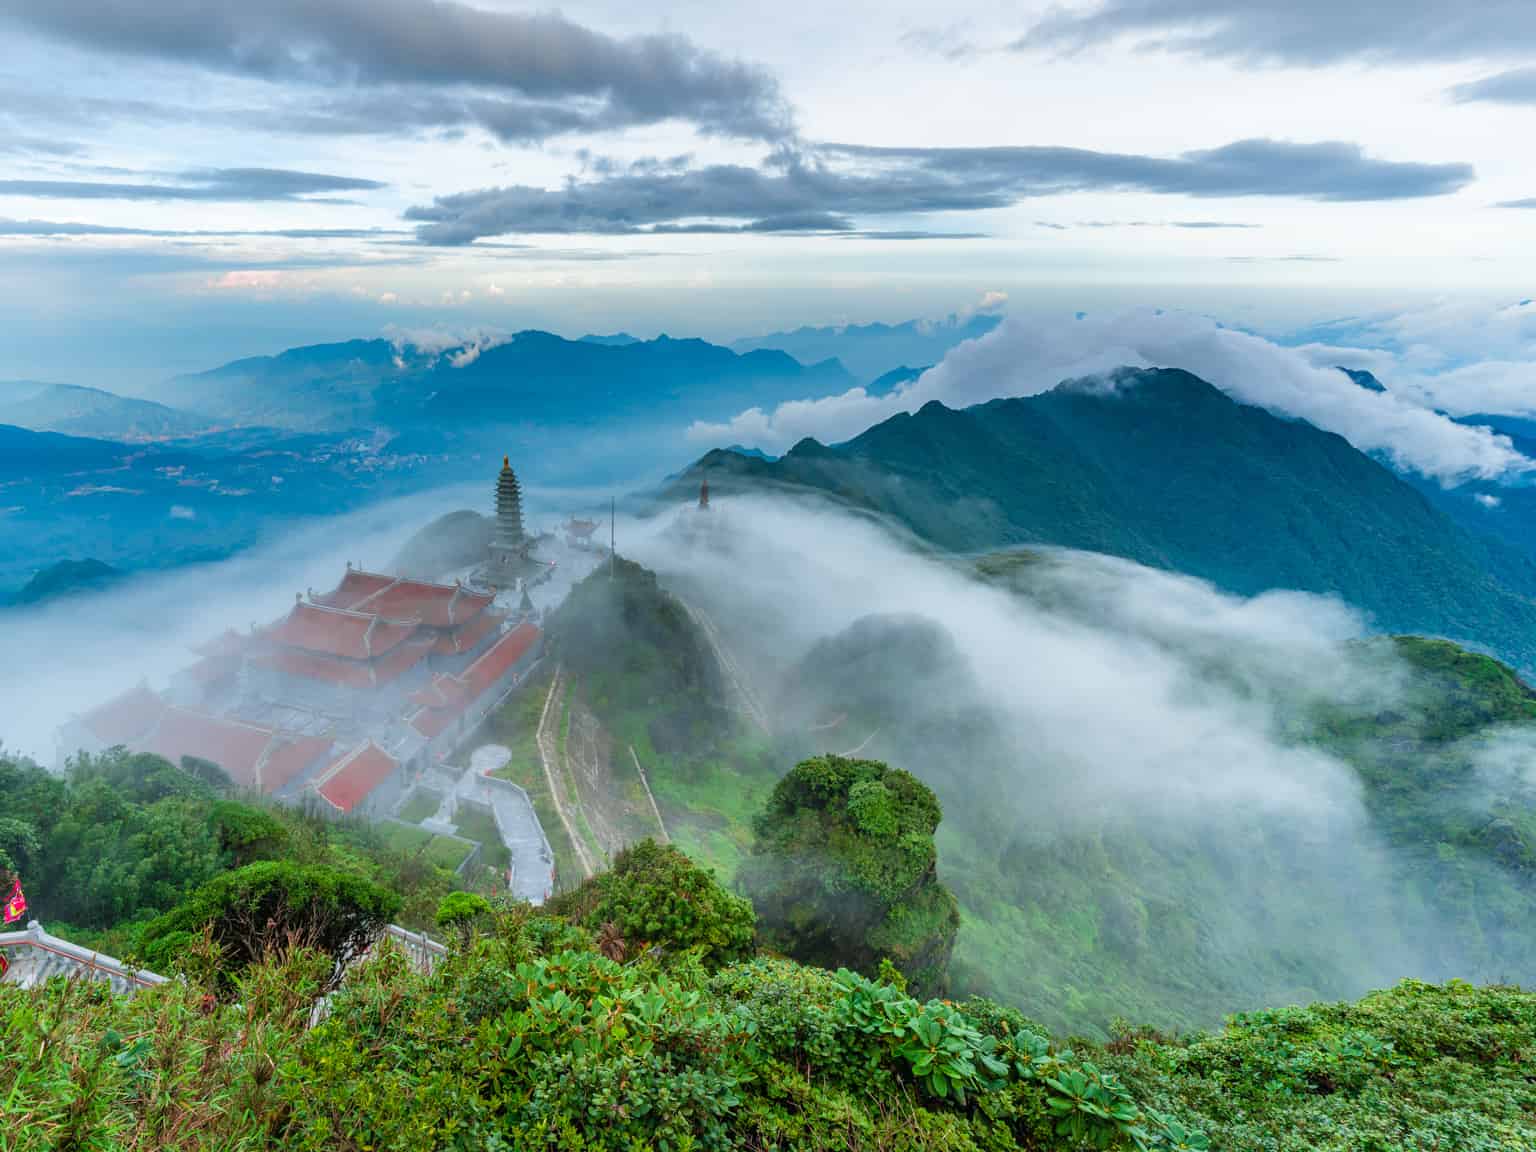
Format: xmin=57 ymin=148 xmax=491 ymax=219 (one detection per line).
xmin=491 ymin=460 xmax=528 ymax=568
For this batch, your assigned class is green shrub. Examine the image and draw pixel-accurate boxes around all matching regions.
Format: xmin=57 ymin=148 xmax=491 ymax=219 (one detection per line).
xmin=139 ymin=860 xmax=399 ymax=987
xmin=740 ymin=755 xmax=960 ymax=995
xmin=549 ymin=838 xmax=755 ymax=969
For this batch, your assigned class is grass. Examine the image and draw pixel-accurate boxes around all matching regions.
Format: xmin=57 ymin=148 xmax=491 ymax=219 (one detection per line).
xmin=423 ymin=835 xmax=476 ymax=873
xmin=557 ymin=680 xmax=606 ymax=870
xmin=452 ymin=803 xmax=509 ymax=872
xmin=396 ymin=787 xmax=443 ymax=824
xmin=376 ymin=819 xmax=475 ymax=874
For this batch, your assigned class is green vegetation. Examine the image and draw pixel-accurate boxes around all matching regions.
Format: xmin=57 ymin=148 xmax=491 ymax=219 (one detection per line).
xmin=435 ymin=891 xmax=492 ymax=938
xmin=6 ymin=885 xmax=1532 ymax=1149
xmin=375 ymin=819 xmax=476 ymax=874
xmin=139 ymin=860 xmax=399 ymax=987
xmin=1105 ymin=980 xmax=1536 ymax=1151
xmin=0 ymin=747 xmax=469 ymax=957
xmin=675 ymin=368 xmax=1536 ymax=670
xmin=741 ymin=755 xmax=960 ymax=997
xmin=546 ymin=559 xmax=780 ymax=884
xmin=395 ymin=787 xmax=442 ymax=824
xmin=549 ymin=838 xmax=755 ymax=968
xmin=450 ymin=802 xmax=509 ymax=872
xmin=549 ymin=555 xmax=727 ymax=760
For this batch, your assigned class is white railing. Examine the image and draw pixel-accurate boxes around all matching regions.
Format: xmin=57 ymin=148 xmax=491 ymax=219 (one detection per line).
xmin=0 ymin=921 xmax=168 ymax=996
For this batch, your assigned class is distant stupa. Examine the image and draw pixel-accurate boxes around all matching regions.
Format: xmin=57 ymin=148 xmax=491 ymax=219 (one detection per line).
xmin=489 ymin=456 xmax=528 ymax=579
xmin=698 ymin=476 xmax=710 ymax=511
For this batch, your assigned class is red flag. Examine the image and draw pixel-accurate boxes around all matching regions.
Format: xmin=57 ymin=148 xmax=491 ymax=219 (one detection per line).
xmin=3 ymin=879 xmax=25 ymax=925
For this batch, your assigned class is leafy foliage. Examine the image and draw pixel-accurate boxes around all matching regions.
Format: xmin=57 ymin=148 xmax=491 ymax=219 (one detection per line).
xmin=138 ymin=861 xmax=399 ymax=986
xmin=0 ymin=747 xmax=467 ymax=950
xmin=548 ymin=838 xmax=755 ymax=968
xmin=741 ymin=755 xmax=960 ymax=996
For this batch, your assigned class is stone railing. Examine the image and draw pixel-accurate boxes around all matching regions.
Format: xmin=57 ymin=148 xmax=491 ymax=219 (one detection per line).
xmin=0 ymin=920 xmax=168 ymax=996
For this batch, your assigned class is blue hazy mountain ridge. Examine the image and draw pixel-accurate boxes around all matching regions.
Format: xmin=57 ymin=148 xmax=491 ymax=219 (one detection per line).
xmin=145 ymin=330 xmax=854 ymax=435
xmin=0 ymin=422 xmax=461 ymax=602
xmin=729 ymin=313 xmax=1002 ymax=381
xmin=676 ymin=367 xmax=1536 ymax=672
xmin=0 ymin=380 xmax=208 ymax=440
xmin=10 ymin=558 xmax=126 ymax=606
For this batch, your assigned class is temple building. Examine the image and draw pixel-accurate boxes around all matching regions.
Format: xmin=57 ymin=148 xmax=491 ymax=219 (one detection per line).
xmin=58 ymin=456 xmax=553 ymax=822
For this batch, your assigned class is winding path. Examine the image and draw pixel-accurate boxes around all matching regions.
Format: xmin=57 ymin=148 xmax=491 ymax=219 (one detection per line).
xmin=535 ymin=665 xmax=598 ymax=880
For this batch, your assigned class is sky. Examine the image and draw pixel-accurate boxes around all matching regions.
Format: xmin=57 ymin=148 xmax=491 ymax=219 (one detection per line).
xmin=3 ymin=0 xmax=1536 ymax=386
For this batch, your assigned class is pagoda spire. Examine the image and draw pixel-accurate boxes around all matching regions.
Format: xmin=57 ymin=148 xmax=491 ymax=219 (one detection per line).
xmin=493 ymin=455 xmax=525 ymax=553
xmin=698 ymin=476 xmax=710 ymax=510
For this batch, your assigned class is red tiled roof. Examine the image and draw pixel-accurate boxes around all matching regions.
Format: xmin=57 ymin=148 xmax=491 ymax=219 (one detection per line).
xmin=266 ymin=600 xmax=418 ymax=660
xmin=146 ymin=708 xmax=276 ymax=791
xmin=316 ymin=742 xmax=399 ymax=814
xmin=431 ymin=609 xmax=500 ymax=655
xmin=409 ymin=705 xmax=458 ymax=739
xmin=313 ymin=569 xmax=395 ymax=609
xmin=260 ymin=736 xmax=335 ymax=795
xmin=463 ymin=622 xmax=541 ymax=698
xmin=410 ymin=673 xmax=470 ymax=710
xmin=251 ymin=636 xmax=433 ymax=688
xmin=319 ymin=569 xmax=494 ymax=629
xmin=79 ymin=683 xmax=166 ymax=746
xmin=407 ymin=624 xmax=541 ymax=740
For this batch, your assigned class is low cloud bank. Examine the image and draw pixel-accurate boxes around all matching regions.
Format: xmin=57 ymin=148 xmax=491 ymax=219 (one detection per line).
xmin=626 ymin=494 xmax=1469 ymax=1020
xmin=689 ymin=308 xmax=1533 ymax=485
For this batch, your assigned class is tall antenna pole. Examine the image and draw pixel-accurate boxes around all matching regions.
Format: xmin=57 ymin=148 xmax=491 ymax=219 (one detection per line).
xmin=609 ymin=496 xmax=616 ymax=581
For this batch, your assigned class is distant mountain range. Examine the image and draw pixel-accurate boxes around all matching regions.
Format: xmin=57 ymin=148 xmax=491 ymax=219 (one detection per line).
xmin=0 ymin=381 xmax=207 ymax=441
xmin=675 ymin=367 xmax=1536 ymax=672
xmin=142 ymin=331 xmax=854 ymax=437
xmin=729 ymin=313 xmax=1001 ymax=382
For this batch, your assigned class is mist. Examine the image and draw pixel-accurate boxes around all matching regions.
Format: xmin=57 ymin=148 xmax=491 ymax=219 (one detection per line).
xmin=692 ymin=307 xmax=1533 ymax=485
xmin=0 ymin=480 xmax=616 ymax=763
xmin=625 ymin=492 xmax=1485 ymax=1028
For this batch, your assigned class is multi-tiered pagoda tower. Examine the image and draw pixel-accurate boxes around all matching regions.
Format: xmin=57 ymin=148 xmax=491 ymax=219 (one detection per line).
xmin=487 ymin=455 xmax=534 ymax=587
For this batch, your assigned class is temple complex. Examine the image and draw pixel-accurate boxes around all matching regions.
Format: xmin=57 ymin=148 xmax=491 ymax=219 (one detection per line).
xmin=59 ymin=456 xmax=551 ymax=820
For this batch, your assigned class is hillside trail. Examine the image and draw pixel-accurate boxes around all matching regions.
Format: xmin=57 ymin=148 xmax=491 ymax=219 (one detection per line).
xmin=678 ymin=596 xmax=772 ymax=735
xmin=630 ymin=745 xmax=670 ymax=843
xmin=535 ymin=664 xmax=598 ymax=880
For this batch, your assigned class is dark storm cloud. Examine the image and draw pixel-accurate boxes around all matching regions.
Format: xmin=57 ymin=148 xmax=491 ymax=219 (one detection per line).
xmin=0 ymin=0 xmax=789 ymax=142
xmin=0 ymin=168 xmax=386 ymax=203
xmin=1012 ymin=0 xmax=1536 ymax=65
xmin=1450 ymin=67 xmax=1536 ymax=106
xmin=405 ymin=140 xmax=1473 ymax=244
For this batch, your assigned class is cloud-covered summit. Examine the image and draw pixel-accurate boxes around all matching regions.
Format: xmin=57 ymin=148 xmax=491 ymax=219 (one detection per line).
xmin=0 ymin=0 xmax=790 ymax=144
xmin=689 ymin=309 xmax=1534 ymax=486
xmin=407 ymin=139 xmax=1472 ymax=244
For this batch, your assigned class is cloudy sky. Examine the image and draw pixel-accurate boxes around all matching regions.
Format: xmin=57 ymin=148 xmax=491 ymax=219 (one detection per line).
xmin=2 ymin=0 xmax=1535 ymax=384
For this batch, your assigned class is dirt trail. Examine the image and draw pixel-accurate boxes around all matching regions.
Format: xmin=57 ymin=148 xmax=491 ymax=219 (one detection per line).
xmin=630 ymin=746 xmax=669 ymax=843
xmin=679 ymin=596 xmax=771 ymax=734
xmin=535 ymin=665 xmax=598 ymax=880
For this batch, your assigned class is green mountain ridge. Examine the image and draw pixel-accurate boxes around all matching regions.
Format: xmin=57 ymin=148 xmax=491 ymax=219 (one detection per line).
xmin=676 ymin=367 xmax=1536 ymax=672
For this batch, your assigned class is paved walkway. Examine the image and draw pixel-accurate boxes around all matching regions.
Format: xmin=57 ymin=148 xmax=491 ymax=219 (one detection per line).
xmin=416 ymin=743 xmax=555 ymax=904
